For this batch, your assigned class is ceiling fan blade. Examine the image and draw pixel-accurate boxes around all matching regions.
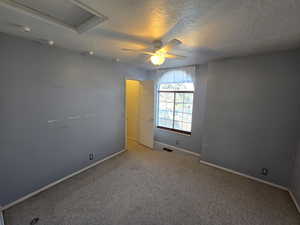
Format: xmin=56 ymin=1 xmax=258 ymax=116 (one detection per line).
xmin=164 ymin=53 xmax=186 ymax=59
xmin=121 ymin=48 xmax=140 ymax=52
xmin=158 ymin=39 xmax=182 ymax=53
xmin=121 ymin=48 xmax=155 ymax=55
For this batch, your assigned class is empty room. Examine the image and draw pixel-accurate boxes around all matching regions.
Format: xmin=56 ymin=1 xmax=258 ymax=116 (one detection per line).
xmin=1 ymin=0 xmax=300 ymax=225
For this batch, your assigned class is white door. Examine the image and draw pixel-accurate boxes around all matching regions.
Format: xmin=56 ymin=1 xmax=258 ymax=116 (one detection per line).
xmin=139 ymin=80 xmax=154 ymax=148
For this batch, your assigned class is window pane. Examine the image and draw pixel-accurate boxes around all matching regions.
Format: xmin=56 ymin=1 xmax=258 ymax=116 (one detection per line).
xmin=175 ymin=103 xmax=184 ymax=113
xmin=159 ymin=92 xmax=174 ymax=103
xmin=182 ymin=122 xmax=192 ymax=132
xmin=182 ymin=113 xmax=192 ymax=123
xmin=158 ymin=91 xmax=193 ymax=133
xmin=175 ymin=112 xmax=183 ymax=121
xmin=174 ymin=121 xmax=184 ymax=130
xmin=183 ymin=103 xmax=193 ymax=114
xmin=184 ymin=93 xmax=193 ymax=104
xmin=158 ymin=118 xmax=173 ymax=128
xmin=159 ymin=82 xmax=194 ymax=91
xmin=158 ymin=92 xmax=174 ymax=128
xmin=159 ymin=110 xmax=173 ymax=120
xmin=175 ymin=93 xmax=184 ymax=103
xmin=158 ymin=110 xmax=166 ymax=119
xmin=168 ymin=103 xmax=174 ymax=111
xmin=159 ymin=93 xmax=174 ymax=111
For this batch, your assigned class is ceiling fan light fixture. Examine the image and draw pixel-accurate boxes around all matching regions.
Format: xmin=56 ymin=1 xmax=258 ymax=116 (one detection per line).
xmin=150 ymin=54 xmax=165 ymax=66
xmin=48 ymin=40 xmax=54 ymax=46
xmin=23 ymin=26 xmax=31 ymax=32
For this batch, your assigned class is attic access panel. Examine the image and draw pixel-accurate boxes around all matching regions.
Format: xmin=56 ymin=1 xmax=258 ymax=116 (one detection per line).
xmin=2 ymin=0 xmax=108 ymax=33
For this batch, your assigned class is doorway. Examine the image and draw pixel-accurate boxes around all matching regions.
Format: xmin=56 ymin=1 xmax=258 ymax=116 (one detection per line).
xmin=125 ymin=79 xmax=154 ymax=149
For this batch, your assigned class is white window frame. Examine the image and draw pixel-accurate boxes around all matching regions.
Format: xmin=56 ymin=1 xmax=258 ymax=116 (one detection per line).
xmin=156 ymin=79 xmax=194 ymax=135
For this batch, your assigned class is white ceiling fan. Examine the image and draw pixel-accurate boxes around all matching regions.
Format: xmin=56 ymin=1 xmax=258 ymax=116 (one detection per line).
xmin=122 ymin=39 xmax=186 ymax=66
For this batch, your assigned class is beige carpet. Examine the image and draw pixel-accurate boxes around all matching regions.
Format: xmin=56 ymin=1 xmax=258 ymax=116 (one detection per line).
xmin=4 ymin=140 xmax=300 ymax=225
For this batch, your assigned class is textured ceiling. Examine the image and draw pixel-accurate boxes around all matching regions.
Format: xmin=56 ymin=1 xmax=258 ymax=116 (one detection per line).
xmin=1 ymin=0 xmax=300 ymax=69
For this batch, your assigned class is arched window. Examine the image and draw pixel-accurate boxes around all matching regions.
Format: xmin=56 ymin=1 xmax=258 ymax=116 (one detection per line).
xmin=157 ymin=68 xmax=195 ymax=134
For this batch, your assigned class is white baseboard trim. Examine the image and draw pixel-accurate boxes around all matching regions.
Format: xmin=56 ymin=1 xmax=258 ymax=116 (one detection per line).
xmin=1 ymin=148 xmax=299 ymax=218
xmin=0 ymin=211 xmax=4 ymax=225
xmin=127 ymin=137 xmax=138 ymax=142
xmin=289 ymin=190 xmax=300 ymax=214
xmin=155 ymin=141 xmax=200 ymax=157
xmin=1 ymin=149 xmax=127 ymax=211
xmin=200 ymin=160 xmax=300 ymax=215
xmin=199 ymin=160 xmax=288 ymax=191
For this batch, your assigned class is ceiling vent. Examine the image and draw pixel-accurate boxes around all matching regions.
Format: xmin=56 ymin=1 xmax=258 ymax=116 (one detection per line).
xmin=0 ymin=0 xmax=108 ymax=33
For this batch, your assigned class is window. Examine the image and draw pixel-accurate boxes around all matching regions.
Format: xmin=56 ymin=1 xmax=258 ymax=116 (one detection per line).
xmin=157 ymin=69 xmax=194 ymax=135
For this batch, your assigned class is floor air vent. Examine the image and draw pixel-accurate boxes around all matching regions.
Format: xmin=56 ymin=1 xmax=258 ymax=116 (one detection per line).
xmin=30 ymin=217 xmax=39 ymax=225
xmin=163 ymin=148 xmax=173 ymax=152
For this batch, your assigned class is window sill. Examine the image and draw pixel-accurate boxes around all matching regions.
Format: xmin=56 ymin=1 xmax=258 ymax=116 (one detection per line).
xmin=157 ymin=126 xmax=192 ymax=136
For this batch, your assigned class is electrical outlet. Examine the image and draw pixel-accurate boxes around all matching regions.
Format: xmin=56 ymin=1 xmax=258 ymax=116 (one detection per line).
xmin=261 ymin=168 xmax=268 ymax=176
xmin=89 ymin=153 xmax=94 ymax=160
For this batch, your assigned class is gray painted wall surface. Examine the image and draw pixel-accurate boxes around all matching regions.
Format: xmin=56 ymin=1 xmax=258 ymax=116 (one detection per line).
xmin=0 ymin=33 xmax=146 ymax=206
xmin=291 ymin=142 xmax=300 ymax=208
xmin=149 ymin=65 xmax=208 ymax=154
xmin=201 ymin=51 xmax=300 ymax=187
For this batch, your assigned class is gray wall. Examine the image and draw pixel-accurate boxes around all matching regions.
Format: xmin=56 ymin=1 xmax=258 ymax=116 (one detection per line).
xmin=0 ymin=33 xmax=147 ymax=206
xmin=201 ymin=51 xmax=300 ymax=187
xmin=149 ymin=65 xmax=209 ymax=154
xmin=291 ymin=142 xmax=300 ymax=208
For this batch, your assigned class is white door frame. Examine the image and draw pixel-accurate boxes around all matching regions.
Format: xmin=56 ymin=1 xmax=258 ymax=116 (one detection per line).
xmin=124 ymin=79 xmax=141 ymax=149
xmin=138 ymin=80 xmax=155 ymax=148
